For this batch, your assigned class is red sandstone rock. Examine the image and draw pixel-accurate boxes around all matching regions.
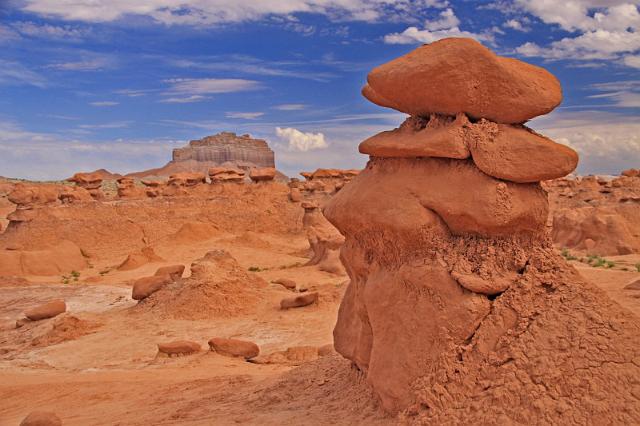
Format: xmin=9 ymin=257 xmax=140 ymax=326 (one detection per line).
xmin=154 ymin=264 xmax=185 ymax=280
xmin=249 ymin=167 xmax=276 ymax=182
xmin=280 ymin=292 xmax=318 ymax=309
xmin=625 ymin=279 xmax=640 ymax=290
xmin=132 ymin=275 xmax=173 ymax=301
xmin=157 ymin=340 xmax=201 ymax=356
xmin=208 ymin=337 xmax=260 ymax=359
xmin=273 ymin=278 xmax=297 ymax=290
xmin=24 ymin=300 xmax=66 ymax=321
xmin=168 ymin=172 xmax=206 ymax=187
xmin=621 ymin=168 xmax=639 ymax=178
xmin=208 ymin=167 xmax=245 ymax=183
xmin=67 ymin=172 xmax=103 ymax=190
xmin=118 ymin=247 xmax=164 ymax=271
xmin=363 ymin=38 xmax=562 ymax=124
xmin=20 ymin=411 xmax=62 ymax=426
xmin=289 ymin=187 xmax=302 ymax=202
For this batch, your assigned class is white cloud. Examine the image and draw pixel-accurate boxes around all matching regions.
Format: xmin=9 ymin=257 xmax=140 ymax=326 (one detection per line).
xmin=11 ymin=21 xmax=88 ymax=41
xmin=89 ymin=101 xmax=119 ymax=107
xmin=531 ymin=110 xmax=640 ymax=175
xmin=514 ymin=1 xmax=640 ymax=67
xmin=163 ymin=78 xmax=261 ymax=95
xmin=273 ymin=104 xmax=307 ymax=111
xmin=226 ymin=112 xmax=264 ymax=119
xmin=623 ymin=55 xmax=640 ymax=69
xmin=0 ymin=59 xmax=46 ymax=87
xmin=45 ymin=57 xmax=112 ymax=71
xmin=587 ymin=79 xmax=640 ymax=108
xmin=384 ymin=8 xmax=494 ymax=44
xmin=276 ymin=127 xmax=328 ymax=151
xmin=19 ymin=0 xmax=451 ymax=26
xmin=159 ymin=95 xmax=208 ymax=103
xmin=504 ymin=19 xmax=528 ymax=31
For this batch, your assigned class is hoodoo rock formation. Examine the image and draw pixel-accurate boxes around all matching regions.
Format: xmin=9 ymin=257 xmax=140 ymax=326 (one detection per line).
xmin=324 ymin=37 xmax=640 ymax=422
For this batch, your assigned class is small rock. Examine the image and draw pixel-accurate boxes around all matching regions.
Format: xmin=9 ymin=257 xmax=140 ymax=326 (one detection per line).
xmin=208 ymin=337 xmax=260 ymax=359
xmin=131 ymin=275 xmax=172 ymax=301
xmin=154 ymin=264 xmax=185 ymax=280
xmin=624 ymin=279 xmax=640 ymax=291
xmin=20 ymin=411 xmax=62 ymax=426
xmin=280 ymin=292 xmax=319 ymax=309
xmin=272 ymin=278 xmax=296 ymax=290
xmin=24 ymin=300 xmax=66 ymax=321
xmin=157 ymin=340 xmax=201 ymax=356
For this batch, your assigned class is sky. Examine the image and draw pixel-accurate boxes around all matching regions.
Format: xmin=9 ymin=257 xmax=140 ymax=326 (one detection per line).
xmin=0 ymin=0 xmax=638 ymax=180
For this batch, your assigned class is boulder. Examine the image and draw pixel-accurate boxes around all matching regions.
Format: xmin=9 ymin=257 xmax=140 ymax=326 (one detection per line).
xmin=289 ymin=187 xmax=302 ymax=202
xmin=154 ymin=264 xmax=185 ymax=281
xmin=273 ymin=278 xmax=297 ymax=290
xmin=363 ymin=38 xmax=561 ymax=124
xmin=132 ymin=275 xmax=172 ymax=301
xmin=468 ymin=122 xmax=578 ymax=183
xmin=209 ymin=167 xmax=246 ymax=183
xmin=208 ymin=337 xmax=260 ymax=359
xmin=168 ymin=172 xmax=206 ymax=187
xmin=20 ymin=411 xmax=62 ymax=426
xmin=360 ymin=114 xmax=470 ymax=159
xmin=280 ymin=292 xmax=319 ymax=309
xmin=157 ymin=340 xmax=201 ymax=356
xmin=249 ymin=167 xmax=276 ymax=182
xmin=24 ymin=300 xmax=66 ymax=321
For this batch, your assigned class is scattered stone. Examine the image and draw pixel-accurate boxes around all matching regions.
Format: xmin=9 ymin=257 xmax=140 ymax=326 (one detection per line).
xmin=208 ymin=337 xmax=260 ymax=359
xmin=249 ymin=167 xmax=276 ymax=182
xmin=20 ymin=411 xmax=62 ymax=426
xmin=157 ymin=340 xmax=201 ymax=356
xmin=273 ymin=278 xmax=297 ymax=290
xmin=280 ymin=292 xmax=319 ymax=309
xmin=24 ymin=300 xmax=66 ymax=321
xmin=155 ymin=264 xmax=186 ymax=280
xmin=132 ymin=275 xmax=173 ymax=301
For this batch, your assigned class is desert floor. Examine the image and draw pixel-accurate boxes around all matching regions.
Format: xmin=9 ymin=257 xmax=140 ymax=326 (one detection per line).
xmin=0 ymin=231 xmax=638 ymax=425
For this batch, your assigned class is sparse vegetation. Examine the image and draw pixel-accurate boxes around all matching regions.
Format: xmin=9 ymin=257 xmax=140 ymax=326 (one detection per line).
xmin=636 ymin=263 xmax=640 ymax=273
xmin=248 ymin=266 xmax=262 ymax=272
xmin=561 ymin=248 xmax=578 ymax=261
xmin=279 ymin=262 xmax=303 ymax=270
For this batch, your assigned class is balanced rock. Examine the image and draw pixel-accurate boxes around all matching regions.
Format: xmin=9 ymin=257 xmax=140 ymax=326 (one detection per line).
xmin=249 ymin=167 xmax=276 ymax=182
xmin=363 ymin=38 xmax=561 ymax=124
xmin=67 ymin=172 xmax=103 ymax=190
xmin=209 ymin=167 xmax=245 ymax=183
xmin=157 ymin=340 xmax=201 ymax=356
xmin=132 ymin=275 xmax=172 ymax=301
xmin=155 ymin=264 xmax=185 ymax=280
xmin=208 ymin=337 xmax=260 ymax=359
xmin=24 ymin=300 xmax=66 ymax=321
xmin=280 ymin=292 xmax=318 ymax=309
xmin=20 ymin=411 xmax=62 ymax=426
xmin=168 ymin=172 xmax=206 ymax=187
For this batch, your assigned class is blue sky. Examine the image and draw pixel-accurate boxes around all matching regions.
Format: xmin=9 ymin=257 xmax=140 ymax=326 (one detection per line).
xmin=0 ymin=0 xmax=638 ymax=180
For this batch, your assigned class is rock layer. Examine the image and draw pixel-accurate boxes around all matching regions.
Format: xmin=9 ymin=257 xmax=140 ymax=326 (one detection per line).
xmin=173 ymin=132 xmax=275 ymax=168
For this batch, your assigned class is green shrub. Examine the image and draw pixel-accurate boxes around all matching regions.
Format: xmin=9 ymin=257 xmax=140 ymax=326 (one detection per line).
xmin=248 ymin=266 xmax=262 ymax=272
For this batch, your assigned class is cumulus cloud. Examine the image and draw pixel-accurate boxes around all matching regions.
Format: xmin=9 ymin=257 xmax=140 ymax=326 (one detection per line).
xmin=19 ymin=0 xmax=451 ymax=26
xmin=276 ymin=127 xmax=328 ymax=151
xmin=623 ymin=55 xmax=640 ymax=69
xmin=226 ymin=112 xmax=264 ymax=119
xmin=514 ymin=1 xmax=640 ymax=67
xmin=503 ymin=18 xmax=529 ymax=32
xmin=384 ymin=8 xmax=494 ymax=44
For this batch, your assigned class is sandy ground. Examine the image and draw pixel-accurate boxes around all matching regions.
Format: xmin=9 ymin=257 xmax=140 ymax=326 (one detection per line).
xmin=0 ymin=235 xmax=638 ymax=425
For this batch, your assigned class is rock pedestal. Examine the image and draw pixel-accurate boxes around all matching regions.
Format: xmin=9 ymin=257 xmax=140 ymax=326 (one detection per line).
xmin=324 ymin=37 xmax=640 ymax=423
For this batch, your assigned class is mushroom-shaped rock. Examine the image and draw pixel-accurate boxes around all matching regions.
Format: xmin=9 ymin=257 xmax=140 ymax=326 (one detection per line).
xmin=157 ymin=340 xmax=201 ymax=356
xmin=249 ymin=167 xmax=276 ymax=182
xmin=280 ymin=292 xmax=319 ymax=309
xmin=363 ymin=38 xmax=562 ymax=124
xmin=468 ymin=122 xmax=578 ymax=183
xmin=20 ymin=411 xmax=62 ymax=426
xmin=132 ymin=275 xmax=172 ymax=301
xmin=208 ymin=337 xmax=260 ymax=359
xmin=209 ymin=167 xmax=246 ymax=183
xmin=168 ymin=172 xmax=206 ymax=187
xmin=67 ymin=172 xmax=103 ymax=190
xmin=154 ymin=264 xmax=185 ymax=281
xmin=272 ymin=278 xmax=297 ymax=290
xmin=24 ymin=300 xmax=66 ymax=321
xmin=289 ymin=187 xmax=302 ymax=202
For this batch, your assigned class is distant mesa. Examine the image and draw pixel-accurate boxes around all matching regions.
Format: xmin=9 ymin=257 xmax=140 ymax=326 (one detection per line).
xmin=128 ymin=132 xmax=276 ymax=179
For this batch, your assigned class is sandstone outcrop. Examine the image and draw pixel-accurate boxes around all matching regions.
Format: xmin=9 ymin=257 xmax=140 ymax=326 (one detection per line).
xmin=157 ymin=340 xmax=201 ymax=356
xmin=154 ymin=264 xmax=185 ymax=281
xmin=24 ymin=299 xmax=66 ymax=321
xmin=20 ymin=411 xmax=62 ymax=426
xmin=117 ymin=177 xmax=144 ymax=199
xmin=208 ymin=337 xmax=260 ymax=359
xmin=302 ymin=201 xmax=345 ymax=274
xmin=362 ymin=38 xmax=561 ymax=124
xmin=280 ymin=292 xmax=318 ymax=309
xmin=132 ymin=275 xmax=173 ymax=301
xmin=209 ymin=167 xmax=245 ymax=183
xmin=0 ymin=240 xmax=87 ymax=276
xmin=325 ymin=37 xmax=640 ymax=422
xmin=118 ymin=247 xmax=164 ymax=271
xmin=249 ymin=167 xmax=276 ymax=182
xmin=67 ymin=172 xmax=104 ymax=199
xmin=168 ymin=172 xmax=206 ymax=187
xmin=273 ymin=278 xmax=297 ymax=290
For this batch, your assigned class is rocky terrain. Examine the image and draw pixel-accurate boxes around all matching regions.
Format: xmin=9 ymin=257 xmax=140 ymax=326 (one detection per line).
xmin=0 ymin=38 xmax=639 ymax=425
xmin=129 ymin=132 xmax=277 ymax=178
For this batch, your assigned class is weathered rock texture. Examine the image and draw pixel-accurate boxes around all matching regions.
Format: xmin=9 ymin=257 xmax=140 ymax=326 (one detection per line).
xmin=173 ymin=132 xmax=275 ymax=167
xmin=325 ymin=37 xmax=640 ymax=422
